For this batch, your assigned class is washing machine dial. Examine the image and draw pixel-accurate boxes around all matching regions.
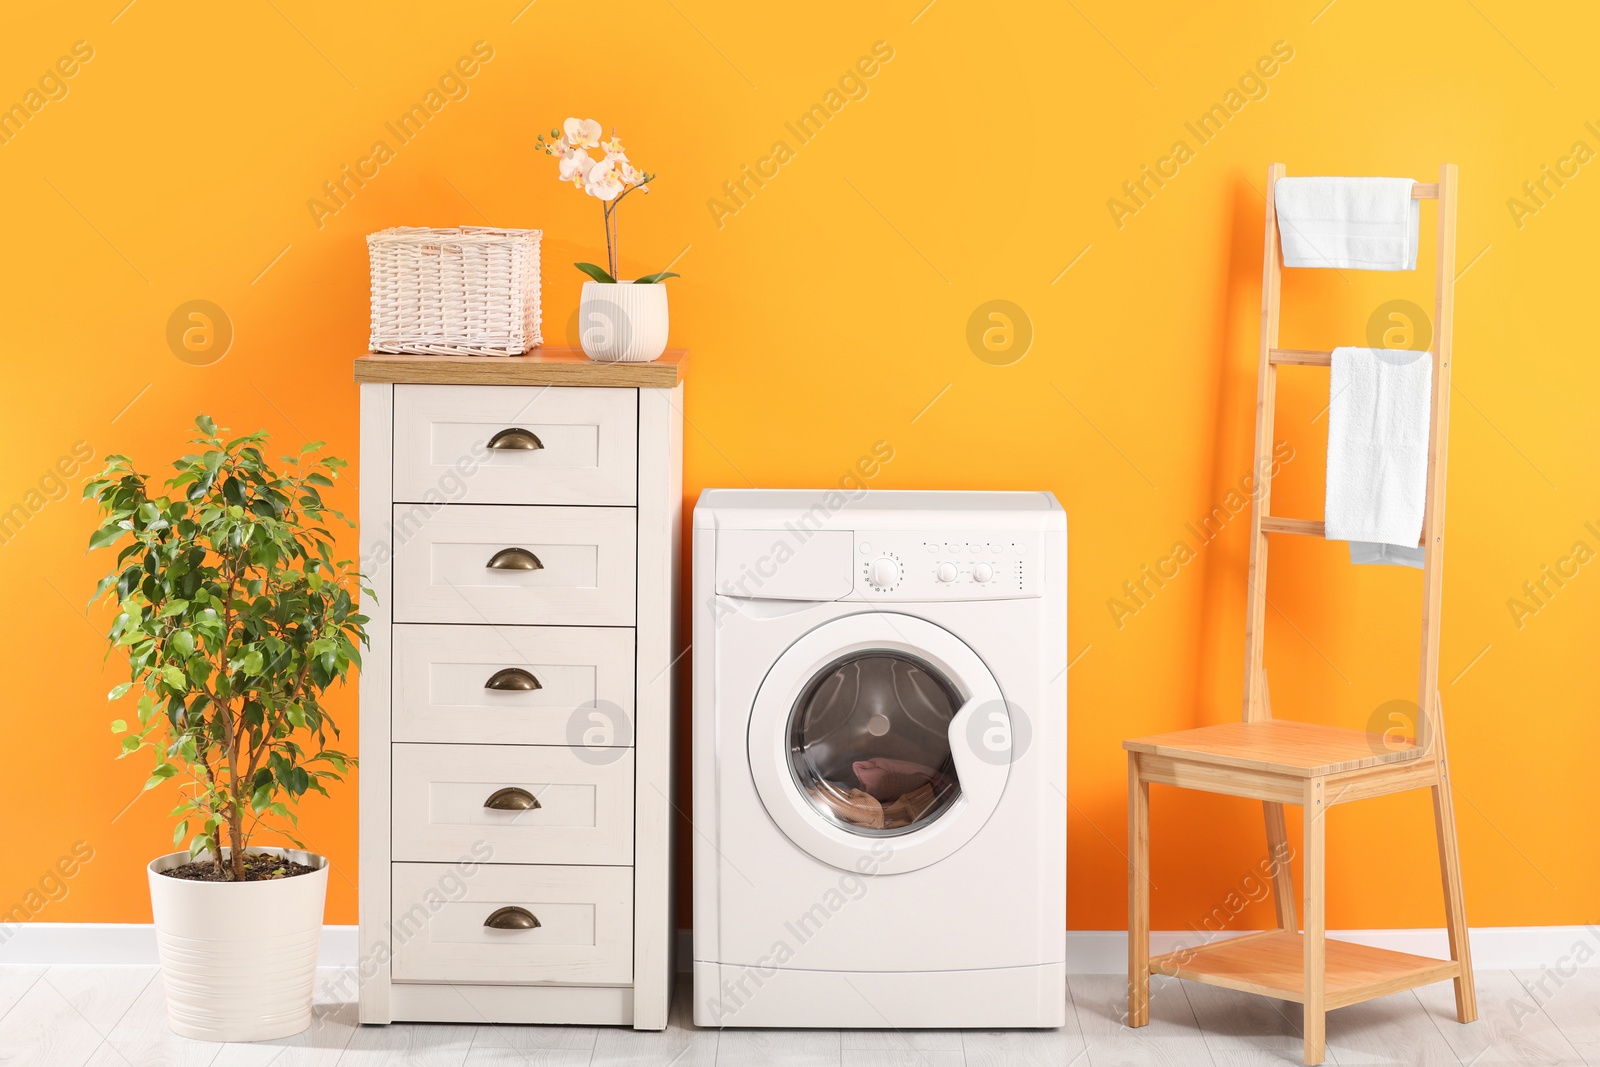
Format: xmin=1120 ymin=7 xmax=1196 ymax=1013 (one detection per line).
xmin=935 ymin=561 xmax=959 ymax=583
xmin=867 ymin=556 xmax=901 ymax=590
xmin=973 ymin=562 xmax=995 ymax=584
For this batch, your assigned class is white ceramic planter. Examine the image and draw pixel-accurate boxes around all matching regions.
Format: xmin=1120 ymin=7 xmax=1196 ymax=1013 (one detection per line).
xmin=577 ymin=280 xmax=669 ymax=362
xmin=147 ymin=847 xmax=328 ymax=1042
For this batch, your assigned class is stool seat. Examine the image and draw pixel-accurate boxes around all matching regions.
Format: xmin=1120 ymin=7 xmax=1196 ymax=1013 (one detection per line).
xmin=1123 ymin=720 xmax=1424 ymax=778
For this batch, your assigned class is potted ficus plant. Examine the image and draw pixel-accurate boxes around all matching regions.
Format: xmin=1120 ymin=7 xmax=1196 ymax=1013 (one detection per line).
xmin=538 ymin=117 xmax=678 ymax=362
xmin=85 ymin=416 xmax=367 ymax=1042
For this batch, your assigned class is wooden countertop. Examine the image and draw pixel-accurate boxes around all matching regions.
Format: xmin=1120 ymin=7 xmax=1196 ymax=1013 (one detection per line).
xmin=353 ymin=346 xmax=687 ymax=387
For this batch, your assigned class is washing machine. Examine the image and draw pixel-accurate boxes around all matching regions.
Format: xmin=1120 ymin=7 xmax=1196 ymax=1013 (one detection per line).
xmin=692 ymin=489 xmax=1067 ymax=1029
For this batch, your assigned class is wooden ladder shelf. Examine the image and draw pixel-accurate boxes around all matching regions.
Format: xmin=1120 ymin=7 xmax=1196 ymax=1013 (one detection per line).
xmin=1121 ymin=163 xmax=1476 ymax=1067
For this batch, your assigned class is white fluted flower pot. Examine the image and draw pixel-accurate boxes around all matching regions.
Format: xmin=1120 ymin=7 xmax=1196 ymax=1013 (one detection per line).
xmin=147 ymin=847 xmax=328 ymax=1042
xmin=577 ymin=280 xmax=670 ymax=362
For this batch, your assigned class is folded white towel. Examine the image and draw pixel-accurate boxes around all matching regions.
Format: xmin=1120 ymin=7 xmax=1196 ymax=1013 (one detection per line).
xmin=1275 ymin=177 xmax=1419 ymax=271
xmin=1325 ymin=347 xmax=1432 ymax=568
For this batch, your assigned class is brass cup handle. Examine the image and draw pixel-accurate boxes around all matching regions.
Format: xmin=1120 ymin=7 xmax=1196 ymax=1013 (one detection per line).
xmin=484 ymin=667 xmax=541 ymax=692
xmin=487 ymin=427 xmax=544 ymax=451
xmin=486 ymin=547 xmax=542 ymax=571
xmin=484 ymin=786 xmax=541 ymax=811
xmin=484 ymin=906 xmax=541 ymax=930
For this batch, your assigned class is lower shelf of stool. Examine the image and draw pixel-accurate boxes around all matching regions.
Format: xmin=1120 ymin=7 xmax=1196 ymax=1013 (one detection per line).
xmin=1150 ymin=931 xmax=1460 ymax=1010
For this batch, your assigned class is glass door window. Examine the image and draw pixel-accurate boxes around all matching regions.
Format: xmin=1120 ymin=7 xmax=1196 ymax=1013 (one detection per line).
xmin=787 ymin=651 xmax=962 ymax=836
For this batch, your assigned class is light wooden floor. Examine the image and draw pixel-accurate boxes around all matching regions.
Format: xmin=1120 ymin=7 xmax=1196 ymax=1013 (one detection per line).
xmin=0 ymin=966 xmax=1593 ymax=1066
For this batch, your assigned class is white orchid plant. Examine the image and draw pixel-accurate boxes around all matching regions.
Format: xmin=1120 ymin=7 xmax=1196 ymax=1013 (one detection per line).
xmin=537 ymin=117 xmax=678 ymax=286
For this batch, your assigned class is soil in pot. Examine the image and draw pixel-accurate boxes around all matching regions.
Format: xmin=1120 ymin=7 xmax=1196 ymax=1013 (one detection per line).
xmin=158 ymin=851 xmax=319 ymax=882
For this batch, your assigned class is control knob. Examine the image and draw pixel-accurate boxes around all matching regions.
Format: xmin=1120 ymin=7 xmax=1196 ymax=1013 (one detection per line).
xmin=867 ymin=557 xmax=901 ymax=590
xmin=935 ymin=561 xmax=959 ymax=583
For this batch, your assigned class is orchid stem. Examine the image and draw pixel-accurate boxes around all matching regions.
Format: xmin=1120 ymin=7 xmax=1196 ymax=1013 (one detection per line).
xmin=602 ymin=201 xmax=618 ymax=280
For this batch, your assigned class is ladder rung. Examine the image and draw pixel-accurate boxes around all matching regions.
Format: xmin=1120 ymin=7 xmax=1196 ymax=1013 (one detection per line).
xmin=1269 ymin=348 xmax=1332 ymax=366
xmin=1261 ymin=516 xmax=1325 ymax=536
xmin=1262 ymin=516 xmax=1427 ymax=546
xmin=1412 ymin=183 xmax=1439 ymax=199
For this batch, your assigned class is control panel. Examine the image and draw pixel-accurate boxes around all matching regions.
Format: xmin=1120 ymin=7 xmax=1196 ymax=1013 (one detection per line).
xmin=852 ymin=530 xmax=1042 ymax=600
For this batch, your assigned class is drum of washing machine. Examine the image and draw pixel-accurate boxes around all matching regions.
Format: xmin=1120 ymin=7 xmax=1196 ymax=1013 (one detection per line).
xmin=786 ymin=650 xmax=963 ymax=835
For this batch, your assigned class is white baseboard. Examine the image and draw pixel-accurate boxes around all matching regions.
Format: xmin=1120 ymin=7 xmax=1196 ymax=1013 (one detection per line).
xmin=5 ymin=924 xmax=1596 ymax=974
xmin=673 ymin=926 xmax=1600 ymax=975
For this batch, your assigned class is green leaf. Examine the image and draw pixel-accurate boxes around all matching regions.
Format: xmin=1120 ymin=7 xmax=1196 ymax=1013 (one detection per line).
xmin=634 ymin=271 xmax=681 ymax=284
xmin=173 ymin=820 xmax=189 ymax=845
xmin=87 ymin=526 xmax=124 ymax=551
xmin=108 ymin=683 xmax=131 ymax=702
xmin=159 ymin=665 xmax=187 ymax=691
xmin=241 ymin=650 xmax=264 ymax=675
xmin=574 ymin=261 xmax=617 ymax=284
xmin=111 ymin=719 xmax=127 ymax=733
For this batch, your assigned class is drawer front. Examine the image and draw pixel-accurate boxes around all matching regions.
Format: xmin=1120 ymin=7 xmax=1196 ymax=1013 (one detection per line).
xmin=394 ymin=384 xmax=638 ymax=506
xmin=392 ymin=504 xmax=636 ymax=625
xmin=393 ymin=743 xmax=633 ymax=865
xmin=391 ymin=862 xmax=633 ymax=985
xmin=392 ymin=624 xmax=635 ymax=746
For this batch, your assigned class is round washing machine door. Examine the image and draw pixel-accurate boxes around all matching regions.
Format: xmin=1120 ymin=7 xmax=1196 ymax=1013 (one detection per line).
xmin=746 ymin=612 xmax=1013 ymax=874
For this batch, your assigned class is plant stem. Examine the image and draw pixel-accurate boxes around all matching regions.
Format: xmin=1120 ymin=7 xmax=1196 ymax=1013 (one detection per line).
xmin=601 ymin=202 xmax=614 ymax=280
xmin=214 ymin=551 xmax=240 ymax=878
xmin=197 ymin=754 xmax=224 ymax=876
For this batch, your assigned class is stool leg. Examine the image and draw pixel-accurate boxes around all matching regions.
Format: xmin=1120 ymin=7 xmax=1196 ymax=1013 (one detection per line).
xmin=1128 ymin=752 xmax=1150 ymax=1028
xmin=1303 ymin=778 xmax=1326 ymax=1066
xmin=1433 ymin=756 xmax=1478 ymax=1021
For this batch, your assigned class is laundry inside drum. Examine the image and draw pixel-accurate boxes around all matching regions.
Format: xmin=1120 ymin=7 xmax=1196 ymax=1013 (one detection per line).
xmin=787 ymin=651 xmax=963 ymax=835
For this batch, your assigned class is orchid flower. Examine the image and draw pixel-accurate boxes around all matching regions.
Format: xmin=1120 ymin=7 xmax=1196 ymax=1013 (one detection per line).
xmin=536 ymin=117 xmax=674 ymax=284
xmin=558 ymin=148 xmax=594 ymax=183
xmin=563 ymin=117 xmax=602 ymax=148
xmin=584 ymin=157 xmax=625 ymax=201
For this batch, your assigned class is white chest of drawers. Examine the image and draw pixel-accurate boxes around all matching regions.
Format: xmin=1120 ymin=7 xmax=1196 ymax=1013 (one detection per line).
xmin=354 ymin=348 xmax=684 ymax=1029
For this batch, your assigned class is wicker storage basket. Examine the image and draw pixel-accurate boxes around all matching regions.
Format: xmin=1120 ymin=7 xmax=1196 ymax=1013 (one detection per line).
xmin=367 ymin=226 xmax=542 ymax=356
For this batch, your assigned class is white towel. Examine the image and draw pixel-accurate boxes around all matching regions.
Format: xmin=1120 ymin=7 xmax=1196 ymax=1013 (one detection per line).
xmin=1275 ymin=177 xmax=1419 ymax=271
xmin=1325 ymin=347 xmax=1432 ymax=569
xmin=1348 ymin=541 xmax=1425 ymax=569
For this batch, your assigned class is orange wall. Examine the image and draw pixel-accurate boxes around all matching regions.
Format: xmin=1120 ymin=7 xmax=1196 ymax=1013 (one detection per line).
xmin=1 ymin=1 xmax=1593 ymax=935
